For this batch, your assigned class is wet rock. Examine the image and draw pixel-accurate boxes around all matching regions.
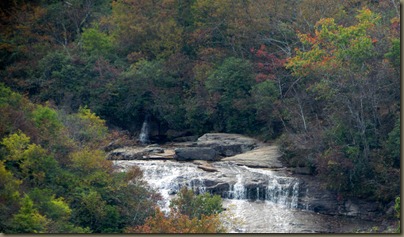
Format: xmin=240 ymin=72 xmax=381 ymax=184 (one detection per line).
xmin=198 ymin=165 xmax=218 ymax=172
xmin=174 ymin=147 xmax=219 ymax=161
xmin=192 ymin=160 xmax=219 ymax=172
xmin=205 ymin=182 xmax=230 ymax=195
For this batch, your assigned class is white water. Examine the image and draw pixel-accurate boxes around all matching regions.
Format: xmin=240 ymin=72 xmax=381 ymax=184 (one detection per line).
xmin=229 ymin=174 xmax=246 ymax=199
xmin=139 ymin=119 xmax=150 ymax=144
xmin=113 ymin=160 xmax=378 ymax=233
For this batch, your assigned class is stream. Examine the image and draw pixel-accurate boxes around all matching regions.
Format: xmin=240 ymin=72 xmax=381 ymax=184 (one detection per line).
xmin=113 ymin=159 xmax=380 ymax=233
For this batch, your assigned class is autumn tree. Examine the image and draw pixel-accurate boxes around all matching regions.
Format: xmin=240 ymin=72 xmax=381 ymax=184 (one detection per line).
xmin=285 ymin=7 xmax=400 ymax=199
xmin=128 ymin=188 xmax=225 ymax=233
xmin=0 ymin=84 xmax=160 ymax=233
xmin=170 ymin=187 xmax=223 ymax=219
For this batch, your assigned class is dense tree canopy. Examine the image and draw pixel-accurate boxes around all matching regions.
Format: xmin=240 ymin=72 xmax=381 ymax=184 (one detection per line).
xmin=0 ymin=0 xmax=400 ymax=233
xmin=0 ymin=84 xmax=159 ymax=233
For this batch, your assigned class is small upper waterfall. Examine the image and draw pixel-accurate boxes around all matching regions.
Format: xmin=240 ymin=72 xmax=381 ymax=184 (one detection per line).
xmin=139 ymin=116 xmax=150 ymax=144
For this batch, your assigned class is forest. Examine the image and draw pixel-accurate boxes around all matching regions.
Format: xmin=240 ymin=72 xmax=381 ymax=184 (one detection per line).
xmin=0 ymin=0 xmax=401 ymax=233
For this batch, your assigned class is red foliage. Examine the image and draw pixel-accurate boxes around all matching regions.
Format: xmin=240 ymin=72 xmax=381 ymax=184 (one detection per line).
xmin=250 ymin=44 xmax=287 ymax=82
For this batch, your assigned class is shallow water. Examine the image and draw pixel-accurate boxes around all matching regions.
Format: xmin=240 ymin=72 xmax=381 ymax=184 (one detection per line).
xmin=221 ymin=199 xmax=378 ymax=233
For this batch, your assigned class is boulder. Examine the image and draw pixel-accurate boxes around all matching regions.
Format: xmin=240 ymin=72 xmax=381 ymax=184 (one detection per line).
xmin=174 ymin=147 xmax=219 ymax=161
xmin=196 ymin=133 xmax=259 ymax=157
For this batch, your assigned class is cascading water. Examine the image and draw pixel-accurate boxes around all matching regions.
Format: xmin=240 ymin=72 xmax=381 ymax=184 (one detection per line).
xmin=139 ymin=117 xmax=150 ymax=144
xmin=229 ymin=174 xmax=246 ymax=199
xmin=114 ymin=160 xmax=301 ymax=208
xmin=113 ymin=159 xmax=379 ymax=233
xmin=114 ymin=160 xmax=208 ymax=213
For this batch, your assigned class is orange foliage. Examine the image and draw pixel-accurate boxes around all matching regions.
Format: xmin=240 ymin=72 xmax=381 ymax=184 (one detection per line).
xmin=126 ymin=207 xmax=225 ymax=233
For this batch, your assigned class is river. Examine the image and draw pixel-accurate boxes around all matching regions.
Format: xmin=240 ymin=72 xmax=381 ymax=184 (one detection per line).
xmin=113 ymin=159 xmax=380 ymax=233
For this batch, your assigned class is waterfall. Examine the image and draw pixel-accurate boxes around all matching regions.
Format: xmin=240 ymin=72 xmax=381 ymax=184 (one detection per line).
xmin=113 ymin=156 xmax=380 ymax=233
xmin=114 ymin=160 xmax=302 ymax=210
xmin=139 ymin=117 xmax=150 ymax=144
xmin=265 ymin=178 xmax=300 ymax=208
xmin=229 ymin=175 xmax=246 ymax=199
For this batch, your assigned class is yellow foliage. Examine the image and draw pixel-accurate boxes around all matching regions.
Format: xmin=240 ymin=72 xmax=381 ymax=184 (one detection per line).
xmin=69 ymin=148 xmax=111 ymax=173
xmin=1 ymin=131 xmax=31 ymax=161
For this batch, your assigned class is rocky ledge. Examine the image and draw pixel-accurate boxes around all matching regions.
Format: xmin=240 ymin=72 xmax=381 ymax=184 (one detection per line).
xmin=107 ymin=132 xmax=282 ymax=171
xmin=108 ymin=145 xmax=175 ymax=160
xmin=108 ymin=132 xmax=387 ymax=222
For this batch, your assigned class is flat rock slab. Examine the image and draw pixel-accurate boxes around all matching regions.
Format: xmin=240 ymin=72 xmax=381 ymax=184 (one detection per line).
xmin=108 ymin=147 xmax=174 ymax=160
xmin=195 ymin=133 xmax=259 ymax=157
xmin=193 ymin=160 xmax=218 ymax=172
xmin=221 ymin=145 xmax=283 ymax=168
xmin=145 ymin=149 xmax=175 ymax=159
xmin=197 ymin=165 xmax=218 ymax=172
xmin=174 ymin=147 xmax=219 ymax=161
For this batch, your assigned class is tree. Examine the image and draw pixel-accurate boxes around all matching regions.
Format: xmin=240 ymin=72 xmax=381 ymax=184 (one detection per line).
xmin=27 ymin=188 xmax=90 ymax=233
xmin=10 ymin=195 xmax=49 ymax=233
xmin=1 ymin=131 xmax=60 ymax=187
xmin=170 ymin=187 xmax=223 ymax=219
xmin=113 ymin=59 xmax=188 ymax=133
xmin=190 ymin=0 xmax=273 ymax=58
xmin=0 ymin=84 xmax=161 ymax=233
xmin=31 ymin=104 xmax=63 ymax=147
xmin=81 ymin=26 xmax=114 ymax=58
xmin=128 ymin=187 xmax=225 ymax=233
xmin=394 ymin=196 xmax=400 ymax=232
xmin=205 ymin=57 xmax=256 ymax=133
xmin=0 ymin=161 xmax=21 ymax=232
xmin=109 ymin=0 xmax=183 ymax=60
xmin=251 ymin=79 xmax=281 ymax=139
xmin=385 ymin=37 xmax=400 ymax=69
xmin=127 ymin=207 xmax=225 ymax=233
xmin=284 ymin=7 xmax=400 ymax=198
